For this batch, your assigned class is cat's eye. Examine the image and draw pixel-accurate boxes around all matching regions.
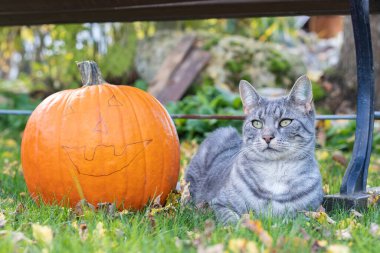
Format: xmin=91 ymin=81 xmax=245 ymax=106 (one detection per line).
xmin=252 ymin=120 xmax=263 ymax=129
xmin=279 ymin=119 xmax=292 ymax=127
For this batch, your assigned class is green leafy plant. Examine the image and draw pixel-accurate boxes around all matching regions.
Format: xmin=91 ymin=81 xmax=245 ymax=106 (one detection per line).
xmin=325 ymin=121 xmax=380 ymax=154
xmin=166 ymin=84 xmax=243 ymax=141
xmin=0 ymin=93 xmax=41 ymax=139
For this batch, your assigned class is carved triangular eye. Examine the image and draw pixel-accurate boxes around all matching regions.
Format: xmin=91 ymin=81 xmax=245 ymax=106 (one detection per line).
xmin=93 ymin=116 xmax=108 ymax=134
xmin=108 ymin=95 xmax=123 ymax=106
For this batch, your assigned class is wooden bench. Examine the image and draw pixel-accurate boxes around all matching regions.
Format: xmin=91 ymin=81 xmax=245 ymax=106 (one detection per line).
xmin=0 ymin=1 xmax=379 ymax=25
xmin=0 ymin=0 xmax=379 ymax=209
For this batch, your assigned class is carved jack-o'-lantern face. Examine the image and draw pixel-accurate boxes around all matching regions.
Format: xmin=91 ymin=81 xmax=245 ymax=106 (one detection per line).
xmin=21 ymin=61 xmax=179 ymax=209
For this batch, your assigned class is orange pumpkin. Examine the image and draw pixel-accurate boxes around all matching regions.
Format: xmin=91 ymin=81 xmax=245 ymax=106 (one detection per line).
xmin=21 ymin=61 xmax=180 ymax=209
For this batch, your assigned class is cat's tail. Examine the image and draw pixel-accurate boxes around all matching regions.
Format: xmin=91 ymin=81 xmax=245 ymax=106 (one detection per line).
xmin=185 ymin=127 xmax=242 ymax=204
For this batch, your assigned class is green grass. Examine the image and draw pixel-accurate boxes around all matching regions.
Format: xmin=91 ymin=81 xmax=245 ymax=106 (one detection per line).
xmin=0 ymin=131 xmax=380 ymax=253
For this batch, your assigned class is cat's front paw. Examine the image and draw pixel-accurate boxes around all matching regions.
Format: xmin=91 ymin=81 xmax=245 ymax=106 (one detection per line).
xmin=215 ymin=207 xmax=240 ymax=225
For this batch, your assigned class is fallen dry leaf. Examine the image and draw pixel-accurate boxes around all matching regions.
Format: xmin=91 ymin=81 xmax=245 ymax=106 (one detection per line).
xmin=316 ymin=205 xmax=326 ymax=213
xmin=117 ymin=209 xmax=131 ymax=218
xmin=350 ymin=209 xmax=363 ymax=218
xmin=79 ymin=223 xmax=88 ymax=241
xmin=149 ymin=204 xmax=176 ymax=217
xmin=175 ymin=237 xmax=183 ymax=248
xmin=32 ymin=224 xmax=53 ymax=246
xmin=368 ymin=192 xmax=380 ymax=206
xmin=71 ymin=221 xmax=78 ymax=229
xmin=114 ymin=228 xmax=124 ymax=238
xmin=148 ymin=213 xmax=156 ymax=229
xmin=0 ymin=213 xmax=6 ymax=228
xmin=335 ymin=228 xmax=352 ymax=240
xmin=185 ymin=220 xmax=218 ymax=251
xmin=274 ymin=236 xmax=308 ymax=252
xmin=204 ymin=219 xmax=215 ymax=239
xmin=291 ymin=237 xmax=308 ymax=249
xmin=166 ymin=190 xmax=181 ymax=208
xmin=326 ymin=244 xmax=350 ymax=253
xmin=369 ymin=223 xmax=380 ymax=238
xmin=148 ymin=192 xmax=178 ymax=217
xmin=323 ymin=184 xmax=330 ymax=194
xmin=97 ymin=202 xmax=116 ymax=217
xmin=152 ymin=194 xmax=163 ymax=209
xmin=0 ymin=230 xmax=33 ymax=244
xmin=311 ymin=240 xmax=328 ymax=253
xmin=197 ymin=244 xmax=224 ymax=253
xmin=337 ymin=218 xmax=361 ymax=230
xmin=241 ymin=213 xmax=250 ymax=220
xmin=299 ymin=228 xmax=311 ymax=241
xmin=317 ymin=150 xmax=329 ymax=161
xmin=180 ymin=181 xmax=191 ymax=206
xmin=242 ymin=218 xmax=273 ymax=248
xmin=228 ymin=238 xmax=259 ymax=253
xmin=187 ymin=230 xmax=202 ymax=248
xmin=94 ymin=222 xmax=106 ymax=238
xmin=316 ymin=240 xmax=328 ymax=247
xmin=15 ymin=203 xmax=26 ymax=215
xmin=19 ymin=192 xmax=27 ymax=198
xmin=274 ymin=236 xmax=286 ymax=250
xmin=302 ymin=211 xmax=336 ymax=225
xmin=175 ymin=236 xmax=192 ymax=249
xmin=74 ymin=199 xmax=95 ymax=217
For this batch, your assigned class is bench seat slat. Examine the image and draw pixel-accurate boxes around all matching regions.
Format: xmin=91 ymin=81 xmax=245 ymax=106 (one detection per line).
xmin=0 ymin=0 xmax=379 ymax=26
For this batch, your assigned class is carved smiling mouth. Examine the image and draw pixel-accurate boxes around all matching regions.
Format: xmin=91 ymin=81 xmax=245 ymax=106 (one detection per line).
xmin=62 ymin=139 xmax=152 ymax=177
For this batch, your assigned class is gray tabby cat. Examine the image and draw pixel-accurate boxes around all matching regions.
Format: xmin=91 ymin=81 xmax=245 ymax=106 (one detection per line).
xmin=185 ymin=75 xmax=323 ymax=224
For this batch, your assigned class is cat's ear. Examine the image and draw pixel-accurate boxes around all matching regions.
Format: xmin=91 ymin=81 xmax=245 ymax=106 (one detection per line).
xmin=239 ymin=80 xmax=261 ymax=114
xmin=287 ymin=75 xmax=313 ymax=112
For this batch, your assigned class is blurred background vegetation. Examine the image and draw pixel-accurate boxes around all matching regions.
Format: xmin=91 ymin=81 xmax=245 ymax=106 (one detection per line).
xmin=0 ymin=18 xmax=302 ymax=136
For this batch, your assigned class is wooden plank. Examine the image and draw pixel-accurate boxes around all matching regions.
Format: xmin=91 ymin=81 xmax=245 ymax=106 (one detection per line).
xmin=156 ymin=49 xmax=210 ymax=104
xmin=0 ymin=0 xmax=172 ymax=12
xmin=148 ymin=35 xmax=196 ymax=96
xmin=0 ymin=0 xmax=379 ymax=26
xmin=0 ymin=0 xmax=350 ymax=13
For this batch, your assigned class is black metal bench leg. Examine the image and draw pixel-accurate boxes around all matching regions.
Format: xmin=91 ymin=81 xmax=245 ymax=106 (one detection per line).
xmin=323 ymin=0 xmax=375 ymax=211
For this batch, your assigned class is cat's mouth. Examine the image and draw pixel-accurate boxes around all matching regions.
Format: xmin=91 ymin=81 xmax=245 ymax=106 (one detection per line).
xmin=263 ymin=146 xmax=279 ymax=152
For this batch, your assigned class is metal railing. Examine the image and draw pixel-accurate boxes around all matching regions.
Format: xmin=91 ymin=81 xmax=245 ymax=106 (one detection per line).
xmin=1 ymin=109 xmax=380 ymax=121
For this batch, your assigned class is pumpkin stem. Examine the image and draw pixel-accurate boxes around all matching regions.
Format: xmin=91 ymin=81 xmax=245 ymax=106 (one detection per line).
xmin=76 ymin=61 xmax=105 ymax=86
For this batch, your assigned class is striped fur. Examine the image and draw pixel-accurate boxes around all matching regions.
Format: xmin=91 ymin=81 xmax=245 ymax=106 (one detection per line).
xmin=185 ymin=76 xmax=323 ymax=224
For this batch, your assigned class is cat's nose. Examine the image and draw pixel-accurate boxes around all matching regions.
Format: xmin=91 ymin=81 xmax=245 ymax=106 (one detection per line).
xmin=262 ymin=135 xmax=274 ymax=144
